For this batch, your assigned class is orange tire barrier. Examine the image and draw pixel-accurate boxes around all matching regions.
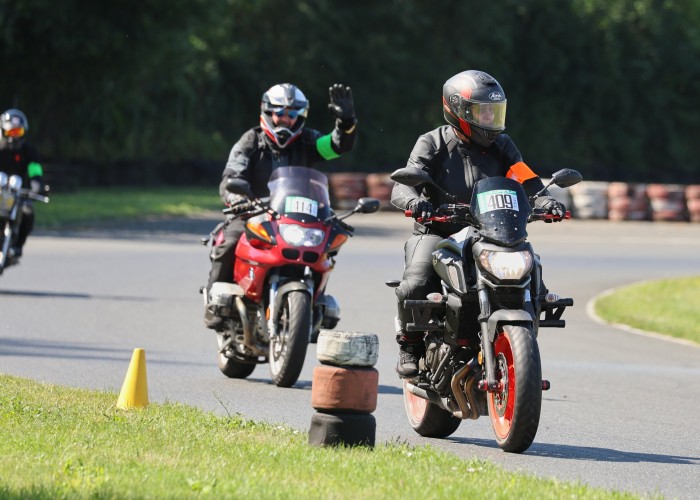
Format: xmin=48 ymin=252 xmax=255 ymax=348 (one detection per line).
xmin=311 ymin=365 xmax=378 ymax=413
xmin=646 ymin=184 xmax=687 ymax=222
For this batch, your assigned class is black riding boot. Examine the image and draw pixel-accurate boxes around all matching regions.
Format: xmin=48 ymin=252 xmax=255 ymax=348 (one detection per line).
xmin=396 ymin=327 xmax=425 ymax=379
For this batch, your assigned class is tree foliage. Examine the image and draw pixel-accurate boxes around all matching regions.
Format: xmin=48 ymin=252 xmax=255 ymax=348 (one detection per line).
xmin=1 ymin=0 xmax=698 ymax=184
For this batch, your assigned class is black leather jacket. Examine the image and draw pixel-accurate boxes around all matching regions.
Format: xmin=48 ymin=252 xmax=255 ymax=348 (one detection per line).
xmin=219 ymin=124 xmax=356 ymax=203
xmin=391 ymin=126 xmax=547 ymax=236
xmin=0 ymin=142 xmax=43 ymax=189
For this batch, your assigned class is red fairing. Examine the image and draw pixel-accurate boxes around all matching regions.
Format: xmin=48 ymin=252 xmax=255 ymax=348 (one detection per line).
xmin=233 ymin=214 xmax=337 ymax=302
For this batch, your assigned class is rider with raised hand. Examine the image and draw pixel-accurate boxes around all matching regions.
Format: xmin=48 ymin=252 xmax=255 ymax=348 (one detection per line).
xmin=0 ymin=109 xmax=46 ymax=258
xmin=390 ymin=70 xmax=565 ymax=378
xmin=204 ymin=82 xmax=357 ymax=330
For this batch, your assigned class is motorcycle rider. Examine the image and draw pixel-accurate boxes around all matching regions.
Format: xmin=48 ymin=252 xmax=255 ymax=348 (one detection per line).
xmin=0 ymin=109 xmax=45 ymax=258
xmin=204 ymin=83 xmax=357 ymax=330
xmin=391 ymin=70 xmax=565 ymax=378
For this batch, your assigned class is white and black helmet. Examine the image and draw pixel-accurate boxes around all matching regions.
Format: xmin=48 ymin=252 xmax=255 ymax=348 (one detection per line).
xmin=442 ymin=70 xmax=507 ymax=148
xmin=0 ymin=108 xmax=29 ymax=150
xmin=260 ymin=83 xmax=309 ymax=148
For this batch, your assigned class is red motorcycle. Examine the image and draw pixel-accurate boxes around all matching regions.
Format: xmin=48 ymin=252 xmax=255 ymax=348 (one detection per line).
xmin=205 ymin=166 xmax=380 ymax=387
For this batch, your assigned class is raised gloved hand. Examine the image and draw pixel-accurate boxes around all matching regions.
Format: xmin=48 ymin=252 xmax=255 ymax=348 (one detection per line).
xmin=408 ymin=199 xmax=434 ymax=220
xmin=534 ymin=196 xmax=566 ymax=221
xmin=328 ymin=83 xmax=356 ymax=131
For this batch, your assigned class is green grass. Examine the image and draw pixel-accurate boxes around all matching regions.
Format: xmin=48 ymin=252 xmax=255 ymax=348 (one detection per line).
xmin=593 ymin=276 xmax=700 ymax=345
xmin=0 ymin=375 xmax=636 ymax=499
xmin=34 ymin=186 xmax=221 ymax=228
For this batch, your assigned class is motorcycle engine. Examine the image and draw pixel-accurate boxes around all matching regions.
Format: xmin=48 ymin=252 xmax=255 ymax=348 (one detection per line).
xmin=422 ymin=333 xmax=449 ymax=373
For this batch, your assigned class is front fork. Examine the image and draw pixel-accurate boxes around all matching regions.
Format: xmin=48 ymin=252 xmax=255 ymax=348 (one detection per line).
xmin=266 ymin=267 xmax=315 ymax=339
xmin=477 ymin=284 xmax=499 ymax=392
xmin=0 ymin=220 xmax=14 ymax=272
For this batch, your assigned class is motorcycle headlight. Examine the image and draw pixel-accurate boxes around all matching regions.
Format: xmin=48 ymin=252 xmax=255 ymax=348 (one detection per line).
xmin=478 ymin=249 xmax=533 ymax=281
xmin=278 ymin=224 xmax=325 ymax=247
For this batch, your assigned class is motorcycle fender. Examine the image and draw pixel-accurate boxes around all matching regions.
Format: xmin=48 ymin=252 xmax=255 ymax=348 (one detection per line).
xmin=486 ymin=309 xmax=533 ymax=342
xmin=273 ymin=281 xmax=313 ymax=321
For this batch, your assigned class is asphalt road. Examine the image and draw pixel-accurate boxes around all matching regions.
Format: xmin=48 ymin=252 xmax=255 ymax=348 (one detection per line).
xmin=1 ymin=212 xmax=699 ymax=499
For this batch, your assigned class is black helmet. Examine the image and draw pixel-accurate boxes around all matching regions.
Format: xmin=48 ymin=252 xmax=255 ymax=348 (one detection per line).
xmin=260 ymin=83 xmax=309 ymax=148
xmin=442 ymin=70 xmax=507 ymax=147
xmin=0 ymin=109 xmax=29 ymax=150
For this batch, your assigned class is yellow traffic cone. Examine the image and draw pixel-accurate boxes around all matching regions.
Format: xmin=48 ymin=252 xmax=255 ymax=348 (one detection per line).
xmin=117 ymin=348 xmax=149 ymax=409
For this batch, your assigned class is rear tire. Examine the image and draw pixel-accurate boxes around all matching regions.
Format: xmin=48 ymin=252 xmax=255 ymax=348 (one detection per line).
xmin=487 ymin=325 xmax=542 ymax=453
xmin=269 ymin=290 xmax=311 ymax=387
xmin=403 ymin=380 xmax=461 ymax=438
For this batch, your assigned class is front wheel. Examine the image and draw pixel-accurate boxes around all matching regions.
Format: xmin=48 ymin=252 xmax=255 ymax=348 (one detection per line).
xmin=403 ymin=380 xmax=462 ymax=438
xmin=269 ymin=290 xmax=311 ymax=387
xmin=0 ymin=221 xmax=12 ymax=272
xmin=487 ymin=325 xmax=542 ymax=453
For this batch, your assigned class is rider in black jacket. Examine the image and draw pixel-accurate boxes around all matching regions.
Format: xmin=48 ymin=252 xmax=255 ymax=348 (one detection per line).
xmin=204 ymin=83 xmax=357 ymax=330
xmin=391 ymin=70 xmax=565 ymax=378
xmin=0 ymin=109 xmax=45 ymax=257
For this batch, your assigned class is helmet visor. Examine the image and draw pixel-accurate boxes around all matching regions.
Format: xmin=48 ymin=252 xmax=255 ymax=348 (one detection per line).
xmin=2 ymin=127 xmax=25 ymax=138
xmin=269 ymin=106 xmax=303 ymax=119
xmin=452 ymin=97 xmax=506 ymax=131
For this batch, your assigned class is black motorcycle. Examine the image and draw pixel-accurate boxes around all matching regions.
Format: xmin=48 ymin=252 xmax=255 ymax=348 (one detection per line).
xmin=388 ymin=167 xmax=582 ymax=453
xmin=0 ymin=171 xmax=49 ymax=274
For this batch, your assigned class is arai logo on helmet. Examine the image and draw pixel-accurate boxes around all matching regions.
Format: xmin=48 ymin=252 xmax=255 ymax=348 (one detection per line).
xmin=488 ymin=91 xmax=504 ymax=101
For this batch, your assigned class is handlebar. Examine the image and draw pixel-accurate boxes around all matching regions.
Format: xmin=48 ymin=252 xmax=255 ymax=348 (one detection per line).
xmin=25 ymin=191 xmax=50 ymax=203
xmin=528 ymin=210 xmax=571 ymax=222
xmin=404 ymin=206 xmax=571 ymax=224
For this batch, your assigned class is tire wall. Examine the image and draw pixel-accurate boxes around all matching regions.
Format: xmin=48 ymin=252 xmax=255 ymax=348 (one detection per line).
xmin=332 ymin=172 xmax=700 ymax=222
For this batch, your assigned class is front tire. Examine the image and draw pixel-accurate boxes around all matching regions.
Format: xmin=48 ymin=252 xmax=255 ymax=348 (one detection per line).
xmin=403 ymin=380 xmax=461 ymax=438
xmin=269 ymin=290 xmax=311 ymax=387
xmin=487 ymin=325 xmax=542 ymax=453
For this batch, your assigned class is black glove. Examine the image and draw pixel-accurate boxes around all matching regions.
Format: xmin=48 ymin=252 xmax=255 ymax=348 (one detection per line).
xmin=328 ymin=83 xmax=356 ymax=131
xmin=534 ymin=196 xmax=566 ymax=222
xmin=30 ymin=178 xmax=45 ymax=194
xmin=226 ymin=193 xmax=248 ymax=207
xmin=408 ymin=199 xmax=434 ymax=220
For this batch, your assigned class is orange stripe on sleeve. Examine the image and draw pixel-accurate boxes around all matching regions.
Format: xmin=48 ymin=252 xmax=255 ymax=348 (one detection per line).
xmin=506 ymin=161 xmax=538 ymax=184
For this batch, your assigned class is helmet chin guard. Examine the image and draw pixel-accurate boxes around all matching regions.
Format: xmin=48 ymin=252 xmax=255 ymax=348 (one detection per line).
xmin=260 ymin=116 xmax=302 ymax=149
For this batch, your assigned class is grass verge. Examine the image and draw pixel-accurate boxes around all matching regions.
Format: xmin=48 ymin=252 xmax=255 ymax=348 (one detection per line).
xmin=593 ymin=276 xmax=700 ymax=345
xmin=34 ymin=186 xmax=221 ymax=228
xmin=0 ymin=375 xmax=636 ymax=499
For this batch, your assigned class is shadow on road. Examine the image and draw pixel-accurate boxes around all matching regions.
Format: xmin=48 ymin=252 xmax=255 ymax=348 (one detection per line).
xmin=447 ymin=436 xmax=699 ymax=464
xmin=0 ymin=337 xmax=210 ymax=368
xmin=0 ymin=288 xmax=153 ymax=302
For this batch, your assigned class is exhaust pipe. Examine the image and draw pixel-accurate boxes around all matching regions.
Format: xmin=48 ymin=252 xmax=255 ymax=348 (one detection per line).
xmin=234 ymin=296 xmax=267 ymax=357
xmin=450 ymin=357 xmax=480 ymax=420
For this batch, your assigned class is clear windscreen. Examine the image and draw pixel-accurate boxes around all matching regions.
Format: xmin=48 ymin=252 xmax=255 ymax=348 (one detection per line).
xmin=267 ymin=166 xmax=332 ymax=221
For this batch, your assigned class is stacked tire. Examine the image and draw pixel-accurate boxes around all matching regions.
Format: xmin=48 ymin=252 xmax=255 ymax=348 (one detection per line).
xmin=607 ymin=182 xmax=650 ymax=221
xmin=646 ymin=184 xmax=687 ymax=222
xmin=308 ymin=330 xmax=379 ymax=447
xmin=569 ymin=181 xmax=609 ymax=219
xmin=328 ymin=173 xmax=367 ymax=210
xmin=686 ymin=185 xmax=700 ymax=223
xmin=365 ymin=173 xmax=394 ymax=210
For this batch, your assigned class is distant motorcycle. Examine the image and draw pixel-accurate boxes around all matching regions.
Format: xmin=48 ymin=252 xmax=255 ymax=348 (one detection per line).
xmin=204 ymin=166 xmax=380 ymax=387
xmin=388 ymin=166 xmax=582 ymax=453
xmin=0 ymin=171 xmax=49 ymax=274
